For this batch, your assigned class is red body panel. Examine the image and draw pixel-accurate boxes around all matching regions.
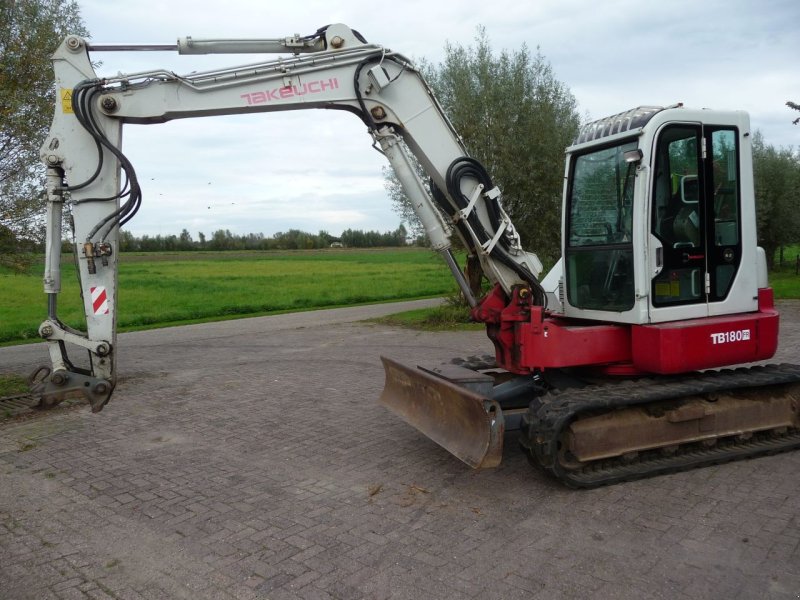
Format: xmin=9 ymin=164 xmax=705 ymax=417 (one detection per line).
xmin=631 ymin=310 xmax=779 ymax=374
xmin=475 ymin=286 xmax=780 ymax=376
xmin=517 ymin=316 xmax=631 ymax=371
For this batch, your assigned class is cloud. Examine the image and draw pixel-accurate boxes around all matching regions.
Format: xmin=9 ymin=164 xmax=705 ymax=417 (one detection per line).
xmin=117 ymin=109 xmax=393 ymax=237
xmin=75 ymin=0 xmax=799 ymax=236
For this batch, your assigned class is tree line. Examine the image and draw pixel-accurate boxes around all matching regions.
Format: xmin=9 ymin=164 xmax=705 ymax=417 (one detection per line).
xmin=112 ymin=225 xmax=412 ymax=252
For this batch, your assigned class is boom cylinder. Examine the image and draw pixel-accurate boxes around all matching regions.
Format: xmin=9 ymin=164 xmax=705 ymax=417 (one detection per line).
xmin=377 ymin=130 xmax=479 ymax=306
xmin=43 ymin=167 xmax=64 ymax=300
xmin=377 ymin=131 xmax=451 ymax=251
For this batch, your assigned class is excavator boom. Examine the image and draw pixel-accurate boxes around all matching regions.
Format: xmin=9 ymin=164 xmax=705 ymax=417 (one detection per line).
xmin=36 ymin=24 xmax=540 ymax=408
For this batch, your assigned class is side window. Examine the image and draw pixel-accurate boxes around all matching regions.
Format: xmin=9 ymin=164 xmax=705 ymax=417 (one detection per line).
xmin=709 ymin=129 xmax=740 ymax=299
xmin=711 ymin=130 xmax=739 ymax=246
xmin=652 ymin=130 xmax=701 ymax=250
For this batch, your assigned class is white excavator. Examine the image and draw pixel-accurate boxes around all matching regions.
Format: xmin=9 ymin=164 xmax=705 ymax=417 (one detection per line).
xmin=33 ymin=24 xmax=800 ymax=487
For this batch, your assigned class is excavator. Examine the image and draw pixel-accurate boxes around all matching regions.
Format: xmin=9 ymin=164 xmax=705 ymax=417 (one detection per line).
xmin=32 ymin=24 xmax=800 ymax=487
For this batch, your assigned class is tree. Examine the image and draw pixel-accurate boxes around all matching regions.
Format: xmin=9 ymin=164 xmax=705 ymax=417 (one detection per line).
xmin=393 ymin=223 xmax=408 ymax=246
xmin=752 ymin=132 xmax=800 ymax=270
xmin=317 ymin=230 xmax=334 ymax=247
xmin=788 ymin=101 xmax=800 ymax=125
xmin=178 ymin=228 xmax=193 ymax=250
xmin=209 ymin=229 xmax=239 ymax=250
xmin=0 ymin=0 xmax=88 ymax=269
xmin=118 ymin=230 xmax=137 ymax=252
xmin=386 ymin=28 xmax=580 ymax=267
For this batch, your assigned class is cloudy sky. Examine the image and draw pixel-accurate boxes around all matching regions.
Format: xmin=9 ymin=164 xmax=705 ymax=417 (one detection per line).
xmin=75 ymin=0 xmax=799 ymax=239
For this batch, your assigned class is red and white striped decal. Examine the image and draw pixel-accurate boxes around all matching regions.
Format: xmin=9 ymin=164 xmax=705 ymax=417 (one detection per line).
xmin=90 ymin=286 xmax=109 ymax=315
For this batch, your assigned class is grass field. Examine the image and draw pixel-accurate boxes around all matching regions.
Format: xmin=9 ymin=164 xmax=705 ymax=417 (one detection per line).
xmin=2 ymin=246 xmax=798 ymax=346
xmin=0 ymin=248 xmax=460 ymax=344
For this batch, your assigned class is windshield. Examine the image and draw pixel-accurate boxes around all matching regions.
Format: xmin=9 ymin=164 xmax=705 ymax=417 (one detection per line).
xmin=568 ymin=140 xmax=638 ymax=247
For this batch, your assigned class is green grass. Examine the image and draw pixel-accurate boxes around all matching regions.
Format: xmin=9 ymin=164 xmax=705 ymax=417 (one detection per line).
xmin=0 ymin=374 xmax=28 ymax=396
xmin=0 ymin=248 xmax=461 ymax=344
xmin=371 ymin=295 xmax=482 ymax=331
xmin=3 ymin=246 xmax=798 ymax=347
xmin=770 ymin=245 xmax=800 ymax=299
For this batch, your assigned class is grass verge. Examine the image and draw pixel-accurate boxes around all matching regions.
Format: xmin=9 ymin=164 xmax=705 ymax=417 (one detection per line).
xmin=0 ymin=374 xmax=28 ymax=397
xmin=371 ymin=296 xmax=482 ymax=331
xmin=771 ymin=245 xmax=800 ymax=299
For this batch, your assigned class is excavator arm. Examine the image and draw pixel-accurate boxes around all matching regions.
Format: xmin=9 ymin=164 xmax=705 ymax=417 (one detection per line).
xmin=36 ymin=24 xmax=541 ymax=420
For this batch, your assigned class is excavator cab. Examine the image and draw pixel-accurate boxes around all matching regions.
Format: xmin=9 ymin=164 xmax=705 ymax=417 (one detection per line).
xmin=558 ymin=106 xmax=758 ymax=326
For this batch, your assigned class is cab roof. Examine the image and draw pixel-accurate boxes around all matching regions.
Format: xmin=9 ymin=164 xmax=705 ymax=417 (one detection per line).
xmin=574 ymin=105 xmax=670 ymax=145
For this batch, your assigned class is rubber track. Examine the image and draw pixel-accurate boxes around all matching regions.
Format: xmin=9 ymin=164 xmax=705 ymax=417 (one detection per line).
xmin=521 ymin=363 xmax=800 ymax=488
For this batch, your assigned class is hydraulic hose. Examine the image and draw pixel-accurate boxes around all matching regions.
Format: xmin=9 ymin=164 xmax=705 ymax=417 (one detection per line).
xmin=65 ymin=79 xmax=142 ymax=241
xmin=443 ymin=157 xmax=546 ymax=306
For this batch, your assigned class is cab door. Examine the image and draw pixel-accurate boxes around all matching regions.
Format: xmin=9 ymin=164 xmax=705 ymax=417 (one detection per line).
xmin=705 ymin=128 xmax=741 ymax=303
xmin=649 ymin=124 xmax=742 ymax=322
xmin=650 ymin=124 xmax=706 ymax=320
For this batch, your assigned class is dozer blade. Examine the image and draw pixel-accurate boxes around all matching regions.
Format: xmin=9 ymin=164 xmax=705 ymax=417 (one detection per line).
xmin=379 ymin=356 xmax=504 ymax=469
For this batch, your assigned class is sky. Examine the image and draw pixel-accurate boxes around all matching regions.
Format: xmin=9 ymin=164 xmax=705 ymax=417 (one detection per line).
xmin=74 ymin=0 xmax=799 ymax=239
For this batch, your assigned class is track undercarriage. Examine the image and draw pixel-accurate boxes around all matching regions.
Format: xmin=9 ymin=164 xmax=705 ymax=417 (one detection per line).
xmin=381 ymin=358 xmax=800 ymax=488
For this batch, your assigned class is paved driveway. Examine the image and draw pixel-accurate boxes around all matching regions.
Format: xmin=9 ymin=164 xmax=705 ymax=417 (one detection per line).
xmin=1 ymin=299 xmax=799 ymax=600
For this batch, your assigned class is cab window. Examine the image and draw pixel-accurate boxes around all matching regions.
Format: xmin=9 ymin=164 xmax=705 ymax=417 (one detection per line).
xmin=565 ymin=140 xmax=637 ymax=312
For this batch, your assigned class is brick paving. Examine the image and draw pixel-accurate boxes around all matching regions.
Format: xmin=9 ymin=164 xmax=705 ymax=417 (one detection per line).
xmin=1 ymin=299 xmax=799 ymax=600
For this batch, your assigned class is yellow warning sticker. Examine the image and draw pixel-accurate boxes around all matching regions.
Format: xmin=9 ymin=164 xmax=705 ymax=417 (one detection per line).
xmin=60 ymin=88 xmax=73 ymax=113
